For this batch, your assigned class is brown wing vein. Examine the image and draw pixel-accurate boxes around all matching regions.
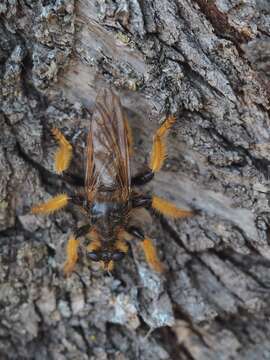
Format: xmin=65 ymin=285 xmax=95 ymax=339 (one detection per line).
xmin=98 ymin=104 xmax=127 ymax=195
xmin=84 ymin=89 xmax=130 ymax=202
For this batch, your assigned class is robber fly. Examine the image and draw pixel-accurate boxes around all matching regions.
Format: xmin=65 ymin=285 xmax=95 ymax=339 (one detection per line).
xmin=31 ymin=88 xmax=193 ymax=274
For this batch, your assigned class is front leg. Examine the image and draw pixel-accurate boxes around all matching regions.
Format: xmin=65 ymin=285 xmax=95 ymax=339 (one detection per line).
xmin=64 ymin=224 xmax=92 ymax=276
xmin=127 ymin=226 xmax=163 ymax=272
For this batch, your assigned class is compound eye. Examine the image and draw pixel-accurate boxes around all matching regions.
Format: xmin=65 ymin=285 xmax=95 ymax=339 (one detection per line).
xmin=88 ymin=252 xmax=100 ymax=261
xmin=112 ymin=252 xmax=125 ymax=261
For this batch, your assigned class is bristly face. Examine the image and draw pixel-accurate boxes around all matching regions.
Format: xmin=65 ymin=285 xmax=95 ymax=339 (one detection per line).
xmin=88 ymin=248 xmax=126 ymax=271
xmin=88 ymin=249 xmax=126 ymax=262
xmin=86 ymin=226 xmax=129 ymax=271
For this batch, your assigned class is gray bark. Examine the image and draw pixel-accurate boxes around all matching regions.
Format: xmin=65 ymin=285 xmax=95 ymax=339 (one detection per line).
xmin=1 ymin=0 xmax=270 ymax=359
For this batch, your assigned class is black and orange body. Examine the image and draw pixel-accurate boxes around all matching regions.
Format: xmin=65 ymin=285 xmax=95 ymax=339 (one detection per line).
xmin=31 ymin=88 xmax=194 ymax=275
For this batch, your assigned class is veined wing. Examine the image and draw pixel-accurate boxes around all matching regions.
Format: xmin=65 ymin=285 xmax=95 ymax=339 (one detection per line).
xmin=85 ymin=88 xmax=130 ymax=202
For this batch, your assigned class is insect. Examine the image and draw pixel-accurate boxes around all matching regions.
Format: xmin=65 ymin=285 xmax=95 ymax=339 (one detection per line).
xmin=32 ymin=88 xmax=193 ymax=275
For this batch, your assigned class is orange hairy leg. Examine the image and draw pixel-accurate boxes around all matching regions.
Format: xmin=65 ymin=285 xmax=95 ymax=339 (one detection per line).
xmin=63 ymin=235 xmax=80 ymax=276
xmin=126 ymin=226 xmax=163 ymax=272
xmin=132 ymin=194 xmax=193 ymax=219
xmin=152 ymin=196 xmax=193 ymax=218
xmin=64 ymin=224 xmax=92 ymax=276
xmin=150 ymin=115 xmax=176 ymax=172
xmin=51 ymin=128 xmax=73 ymax=174
xmin=129 ymin=193 xmax=193 ymax=271
xmin=141 ymin=237 xmax=164 ymax=272
xmin=32 ymin=193 xmax=69 ymax=214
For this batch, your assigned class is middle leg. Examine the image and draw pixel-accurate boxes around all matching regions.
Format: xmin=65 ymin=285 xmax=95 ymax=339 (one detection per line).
xmin=31 ymin=193 xmax=87 ymax=215
xmin=32 ymin=193 xmax=70 ymax=214
xmin=132 ymin=194 xmax=194 ymax=218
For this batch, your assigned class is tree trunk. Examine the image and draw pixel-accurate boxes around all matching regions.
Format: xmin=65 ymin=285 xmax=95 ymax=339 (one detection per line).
xmin=1 ymin=0 xmax=270 ymax=359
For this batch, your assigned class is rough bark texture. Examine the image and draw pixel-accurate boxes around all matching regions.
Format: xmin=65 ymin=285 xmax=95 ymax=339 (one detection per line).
xmin=1 ymin=0 xmax=270 ymax=359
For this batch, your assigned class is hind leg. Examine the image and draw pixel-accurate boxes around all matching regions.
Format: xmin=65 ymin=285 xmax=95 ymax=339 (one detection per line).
xmin=149 ymin=115 xmax=176 ymax=173
xmin=131 ymin=116 xmax=176 ymax=187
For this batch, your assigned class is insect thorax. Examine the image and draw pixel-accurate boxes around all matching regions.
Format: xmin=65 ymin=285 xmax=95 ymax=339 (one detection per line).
xmin=90 ymin=200 xmax=128 ymax=240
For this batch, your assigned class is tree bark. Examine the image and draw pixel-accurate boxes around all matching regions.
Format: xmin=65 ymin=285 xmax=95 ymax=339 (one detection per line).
xmin=1 ymin=0 xmax=270 ymax=359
